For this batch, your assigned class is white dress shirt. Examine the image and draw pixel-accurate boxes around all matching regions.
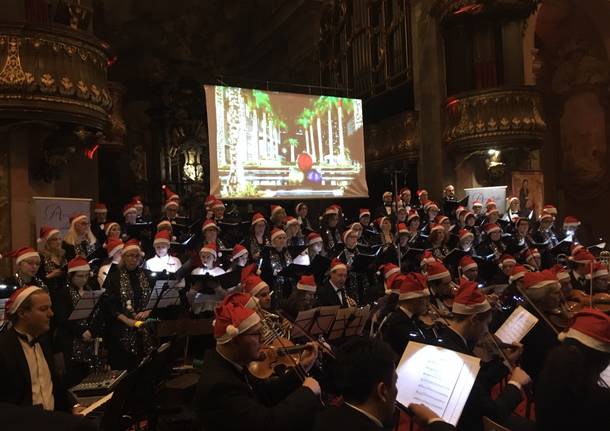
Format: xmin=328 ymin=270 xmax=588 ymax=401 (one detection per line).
xmin=15 ymin=329 xmax=54 ymax=411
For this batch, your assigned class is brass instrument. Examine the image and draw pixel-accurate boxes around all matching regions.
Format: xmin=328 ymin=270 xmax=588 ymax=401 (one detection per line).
xmin=599 ymin=250 xmax=610 ymax=271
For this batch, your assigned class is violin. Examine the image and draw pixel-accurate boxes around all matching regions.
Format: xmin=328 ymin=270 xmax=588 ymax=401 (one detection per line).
xmin=567 ymin=289 xmax=610 ymax=313
xmin=248 ymin=336 xmax=309 ymax=380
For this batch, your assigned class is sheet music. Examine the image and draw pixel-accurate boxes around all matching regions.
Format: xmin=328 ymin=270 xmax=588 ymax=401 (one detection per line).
xmin=145 ymin=280 xmax=179 ymax=310
xmin=68 ymin=291 xmax=104 ymax=320
xmin=600 ymin=365 xmax=610 ymax=388
xmin=292 ymin=253 xmax=310 ymax=266
xmin=291 ymin=306 xmax=339 ymax=338
xmin=494 ymin=305 xmax=539 ymax=344
xmin=396 ymin=342 xmax=480 ymax=426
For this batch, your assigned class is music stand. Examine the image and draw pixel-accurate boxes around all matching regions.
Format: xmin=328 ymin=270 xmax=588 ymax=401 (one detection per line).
xmin=69 ymin=291 xmax=103 ymax=321
xmin=0 ymin=298 xmax=8 ymax=331
xmin=145 ymin=280 xmax=180 ymax=311
xmin=290 ymin=306 xmax=339 ymax=339
xmin=328 ymin=306 xmax=371 ymax=340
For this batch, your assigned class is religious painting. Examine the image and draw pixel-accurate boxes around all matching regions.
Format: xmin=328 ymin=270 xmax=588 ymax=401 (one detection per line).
xmin=511 ymin=171 xmax=544 ymax=218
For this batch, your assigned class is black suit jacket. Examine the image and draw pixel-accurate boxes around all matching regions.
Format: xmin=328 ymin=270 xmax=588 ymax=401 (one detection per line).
xmin=0 ymin=403 xmax=96 ymax=431
xmin=381 ymin=309 xmax=430 ymax=358
xmin=315 ymin=281 xmax=345 ymax=308
xmin=195 ymin=349 xmax=321 ymax=431
xmin=435 ymin=327 xmax=523 ymax=431
xmin=0 ymin=328 xmax=76 ymax=412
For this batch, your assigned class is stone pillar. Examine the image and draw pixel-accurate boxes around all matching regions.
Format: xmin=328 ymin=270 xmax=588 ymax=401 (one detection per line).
xmin=501 ymin=20 xmax=526 ymax=86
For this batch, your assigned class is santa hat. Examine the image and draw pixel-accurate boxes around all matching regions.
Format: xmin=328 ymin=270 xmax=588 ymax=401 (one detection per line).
xmin=285 ymin=216 xmax=299 ymax=227
xmin=222 ymin=292 xmax=257 ymax=310
xmin=459 ymin=256 xmax=478 ymax=272
xmin=270 ymin=205 xmax=284 ymax=217
xmin=70 ymin=213 xmax=88 ymax=225
xmin=421 ymin=250 xmax=437 ymax=267
xmin=307 ymin=232 xmax=323 ymax=245
xmin=458 ymin=228 xmax=474 ymax=241
xmin=424 ymin=201 xmax=439 ymax=213
xmin=231 ymin=244 xmax=248 ymax=261
xmin=157 ymin=220 xmax=173 ymax=230
xmin=558 ymin=308 xmax=610 ymax=352
xmin=472 ymin=200 xmax=483 ymax=208
xmin=378 ymin=263 xmax=400 ymax=280
xmin=324 ymin=206 xmax=339 ymax=217
xmin=525 ymin=248 xmax=541 ymax=263
xmin=399 ymin=187 xmax=411 ymax=196
xmin=383 ymin=191 xmax=393 ymax=199
xmin=550 ymin=264 xmax=569 ymax=282
xmin=379 ymin=216 xmax=391 ymax=227
xmin=104 ymin=238 xmax=124 ymax=258
xmin=270 ymin=228 xmax=286 ymax=242
xmin=213 ymin=302 xmax=261 ymax=345
xmin=5 ymin=286 xmax=43 ymax=316
xmin=485 ymin=199 xmax=497 ymax=210
xmin=523 ymin=271 xmax=557 ymax=290
xmin=38 ymin=226 xmax=60 ymax=243
xmin=104 ymin=222 xmax=120 ymax=236
xmin=240 ymin=263 xmax=260 ymax=283
xmin=509 ymin=265 xmax=528 ymax=283
xmin=587 ymin=261 xmax=609 ymax=279
xmin=359 ymin=208 xmax=371 ymax=218
xmin=295 ymin=202 xmax=307 ymax=213
xmin=542 ymin=204 xmax=557 ymax=215
xmin=506 ymin=196 xmax=519 ymax=207
xmin=122 ymin=203 xmax=137 ymax=216
xmin=426 ymin=261 xmax=450 ymax=281
xmin=499 ymin=254 xmax=517 ymax=268
xmin=463 ymin=211 xmax=475 ymax=221
xmin=570 ymin=249 xmax=595 ymax=264
xmin=200 ymin=243 xmax=218 ymax=258
xmin=94 ymin=203 xmax=108 ymax=213
xmin=251 ymin=212 xmax=267 ymax=225
xmin=163 ymin=185 xmax=180 ymax=202
xmin=455 ymin=206 xmax=467 ymax=219
xmin=539 ymin=212 xmax=553 ymax=222
xmin=242 ymin=275 xmax=268 ymax=297
xmin=205 ymin=195 xmax=217 ymax=206
xmin=483 ymin=223 xmax=501 ymax=235
xmin=452 ymin=279 xmax=491 ymax=315
xmin=8 ymin=247 xmax=39 ymax=265
xmin=330 ymin=204 xmax=342 ymax=213
xmin=434 ymin=215 xmax=449 ymax=225
xmin=164 ymin=200 xmax=179 ymax=211
xmin=67 ymin=256 xmax=90 ymax=273
xmin=122 ymin=239 xmax=141 ymax=254
xmin=153 ymin=231 xmax=171 ymax=246
xmin=330 ymin=258 xmax=347 ymax=272
xmin=570 ymin=244 xmax=585 ymax=257
xmin=429 ymin=223 xmax=444 ymax=233
xmin=407 ymin=210 xmax=420 ymax=223
xmin=297 ymin=275 xmax=317 ymax=293
xmin=398 ymin=272 xmax=430 ymax=301
xmin=486 ymin=207 xmax=499 ymax=216
xmin=212 ymin=200 xmax=225 ymax=210
xmin=342 ymin=229 xmax=356 ymax=243
xmin=397 ymin=223 xmax=409 ymax=235
xmin=131 ymin=196 xmax=143 ymax=209
xmin=385 ymin=273 xmax=403 ymax=295
xmin=202 ymin=220 xmax=219 ymax=232
xmin=563 ymin=216 xmax=580 ymax=228
xmin=417 ymin=189 xmax=428 ymax=197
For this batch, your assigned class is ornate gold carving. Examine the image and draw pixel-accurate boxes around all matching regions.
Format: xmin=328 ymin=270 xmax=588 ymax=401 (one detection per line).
xmin=40 ymin=73 xmax=56 ymax=93
xmin=59 ymin=76 xmax=75 ymax=95
xmin=76 ymin=79 xmax=89 ymax=99
xmin=0 ymin=38 xmax=31 ymax=86
xmin=90 ymin=84 xmax=101 ymax=103
xmin=365 ymin=111 xmax=420 ymax=164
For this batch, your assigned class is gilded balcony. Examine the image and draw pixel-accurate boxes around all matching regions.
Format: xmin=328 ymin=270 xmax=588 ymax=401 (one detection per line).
xmin=365 ymin=111 xmax=419 ymax=168
xmin=443 ymin=86 xmax=546 ymax=154
xmin=0 ymin=22 xmax=111 ymax=130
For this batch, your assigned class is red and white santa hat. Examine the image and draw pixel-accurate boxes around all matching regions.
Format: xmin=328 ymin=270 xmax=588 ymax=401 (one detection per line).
xmin=434 ymin=215 xmax=449 ymax=225
xmin=421 ymin=250 xmax=437 ymax=267
xmin=157 ymin=220 xmax=173 ymax=231
xmin=67 ymin=256 xmax=90 ymax=273
xmin=458 ymin=228 xmax=474 ymax=242
xmin=563 ymin=216 xmax=580 ymax=228
xmin=285 ymin=216 xmax=299 ymax=227
xmin=486 ymin=206 xmax=499 ymax=216
xmin=383 ymin=273 xmax=402 ymax=295
xmin=398 ymin=272 xmax=430 ymax=301
xmin=570 ymin=249 xmax=595 ymax=264
xmin=5 ymin=286 xmax=44 ymax=317
xmin=378 ymin=263 xmax=400 ymax=280
xmin=379 ymin=216 xmax=391 ymax=227
xmin=94 ymin=203 xmax=108 ymax=214
xmin=485 ymin=199 xmax=497 ymax=210
xmin=417 ymin=189 xmax=428 ymax=198
xmin=523 ymin=271 xmax=556 ymax=290
xmin=131 ymin=196 xmax=143 ymax=209
xmin=397 ymin=223 xmax=409 ymax=235
xmin=295 ymin=202 xmax=307 ymax=213
xmin=549 ymin=264 xmax=569 ymax=282
xmin=542 ymin=204 xmax=557 ymax=215
xmin=558 ymin=308 xmax=610 ymax=353
xmin=231 ymin=244 xmax=248 ymax=261
xmin=212 ymin=200 xmax=225 ymax=210
xmin=342 ymin=229 xmax=356 ymax=243
xmin=509 ymin=265 xmax=528 ymax=283
xmin=122 ymin=203 xmax=137 ymax=216
xmin=586 ymin=261 xmax=609 ymax=280
xmin=424 ymin=201 xmax=439 ymax=213
xmin=251 ymin=212 xmax=267 ymax=225
xmin=359 ymin=208 xmax=371 ymax=218
xmin=38 ymin=226 xmax=60 ymax=243
xmin=455 ymin=206 xmax=467 ymax=219
xmin=499 ymin=254 xmax=517 ymax=268
xmin=429 ymin=223 xmax=444 ymax=233
xmin=452 ymin=279 xmax=491 ymax=315
xmin=122 ymin=239 xmax=141 ymax=254
xmin=324 ymin=206 xmax=339 ymax=217
xmin=202 ymin=219 xmax=219 ymax=232
xmin=459 ymin=256 xmax=478 ymax=272
xmin=539 ymin=212 xmax=553 ymax=222
xmin=104 ymin=238 xmax=124 ymax=258
xmin=104 ymin=222 xmax=119 ymax=236
xmin=525 ymin=248 xmax=541 ymax=262
xmin=163 ymin=185 xmax=180 ymax=202
xmin=307 ymin=232 xmax=323 ymax=245
xmin=154 ymin=230 xmax=171 ymax=246
xmin=472 ymin=200 xmax=483 ymax=208
xmin=407 ymin=210 xmax=420 ymax=223
xmin=200 ymin=243 xmax=218 ymax=259
xmin=213 ymin=302 xmax=261 ymax=345
xmin=270 ymin=205 xmax=284 ymax=217
xmin=8 ymin=247 xmax=39 ymax=265
xmin=506 ymin=196 xmax=520 ymax=207
xmin=383 ymin=191 xmax=393 ymax=199
xmin=164 ymin=200 xmax=179 ymax=210
xmin=297 ymin=274 xmax=317 ymax=293
xmin=70 ymin=213 xmax=88 ymax=225
xmin=222 ymin=292 xmax=257 ymax=310
xmin=483 ymin=223 xmax=502 ymax=235
xmin=330 ymin=258 xmax=347 ymax=272
xmin=270 ymin=228 xmax=286 ymax=242
xmin=242 ymin=275 xmax=268 ymax=297
xmin=426 ymin=261 xmax=450 ymax=281
xmin=204 ymin=195 xmax=217 ymax=207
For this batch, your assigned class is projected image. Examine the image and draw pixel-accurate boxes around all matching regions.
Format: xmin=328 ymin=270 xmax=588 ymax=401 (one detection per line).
xmin=204 ymin=85 xmax=368 ymax=199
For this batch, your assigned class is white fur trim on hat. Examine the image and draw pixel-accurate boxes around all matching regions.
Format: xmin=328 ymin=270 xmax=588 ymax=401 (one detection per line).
xmin=71 ymin=214 xmax=88 ymax=225
xmin=385 ymin=267 xmax=400 ymax=279
xmin=399 ymin=288 xmax=430 ymax=301
xmin=427 ymin=270 xmax=450 ymax=281
xmin=271 ymin=229 xmax=286 ymax=241
xmin=123 ymin=243 xmax=141 ymax=254
xmin=68 ymin=263 xmax=90 ymax=273
xmin=461 ymin=262 xmax=478 ymax=272
xmin=215 ymin=312 xmax=261 ymax=345
xmin=558 ymin=328 xmax=610 ymax=353
xmin=153 ymin=237 xmax=171 ymax=246
xmin=108 ymin=244 xmax=124 ymax=258
xmin=8 ymin=286 xmax=43 ymax=314
xmin=452 ymin=300 xmax=491 ymax=315
xmin=15 ymin=251 xmax=40 ymax=265
xmin=527 ymin=279 xmax=556 ymax=289
xmin=297 ymin=282 xmax=317 ymax=293
xmin=231 ymin=248 xmax=248 ymax=261
xmin=200 ymin=246 xmax=217 ymax=258
xmin=331 ymin=262 xmax=347 ymax=272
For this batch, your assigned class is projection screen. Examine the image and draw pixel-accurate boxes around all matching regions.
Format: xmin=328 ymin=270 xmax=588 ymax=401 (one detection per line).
xmin=204 ymin=85 xmax=368 ymax=199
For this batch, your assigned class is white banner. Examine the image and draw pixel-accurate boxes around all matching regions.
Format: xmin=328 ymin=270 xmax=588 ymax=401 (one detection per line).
xmin=464 ymin=186 xmax=507 ymax=214
xmin=33 ymin=196 xmax=92 ymax=237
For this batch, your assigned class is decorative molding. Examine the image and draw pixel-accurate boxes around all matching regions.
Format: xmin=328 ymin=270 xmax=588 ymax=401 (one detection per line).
xmin=365 ymin=111 xmax=419 ymax=166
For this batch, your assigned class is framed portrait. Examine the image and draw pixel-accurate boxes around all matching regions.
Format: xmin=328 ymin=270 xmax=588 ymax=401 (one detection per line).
xmin=511 ymin=171 xmax=544 ymax=217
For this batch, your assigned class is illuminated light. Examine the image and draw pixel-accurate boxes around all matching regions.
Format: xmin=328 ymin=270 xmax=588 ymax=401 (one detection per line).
xmin=453 ymin=4 xmax=484 ymax=15
xmin=85 ymin=144 xmax=100 ymax=160
xmin=446 ymin=98 xmax=460 ymax=107
xmin=487 ymin=149 xmax=496 ymax=156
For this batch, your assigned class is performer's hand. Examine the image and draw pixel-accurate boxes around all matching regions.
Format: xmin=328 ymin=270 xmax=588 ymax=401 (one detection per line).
xmin=299 ymin=342 xmax=319 ymax=372
xmin=408 ymin=403 xmax=441 ymax=426
xmin=302 ymin=377 xmax=321 ymax=396
xmin=81 ymin=330 xmax=93 ymax=342
xmin=510 ymin=366 xmax=531 ymax=388
xmin=505 ymin=342 xmax=524 ymax=364
xmin=135 ymin=310 xmax=151 ymax=320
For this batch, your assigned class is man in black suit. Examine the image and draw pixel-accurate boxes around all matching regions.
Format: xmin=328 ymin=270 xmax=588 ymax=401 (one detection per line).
xmin=1 ymin=403 xmax=96 ymax=431
xmin=195 ymin=300 xmax=322 ymax=431
xmin=316 ymin=258 xmax=353 ymax=307
xmin=436 ymin=280 xmax=533 ymax=431
xmin=0 ymin=286 xmax=79 ymax=413
xmin=313 ymin=337 xmax=455 ymax=431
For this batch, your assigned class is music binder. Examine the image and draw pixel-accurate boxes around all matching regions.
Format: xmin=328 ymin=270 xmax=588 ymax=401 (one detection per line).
xmin=69 ymin=290 xmax=104 ymax=320
xmin=494 ymin=305 xmax=539 ymax=345
xmin=396 ymin=341 xmax=481 ymax=426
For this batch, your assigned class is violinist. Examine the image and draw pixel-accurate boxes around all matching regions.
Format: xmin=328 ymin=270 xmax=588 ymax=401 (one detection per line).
xmin=195 ymin=301 xmax=322 ymax=431
xmin=436 ymin=280 xmax=532 ymax=431
xmin=588 ymin=261 xmax=609 ymax=293
xmin=381 ymin=272 xmax=434 ymax=357
xmin=568 ymin=249 xmax=595 ymax=292
xmin=535 ymin=308 xmax=610 ymax=431
xmin=425 ymin=261 xmax=454 ymax=318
